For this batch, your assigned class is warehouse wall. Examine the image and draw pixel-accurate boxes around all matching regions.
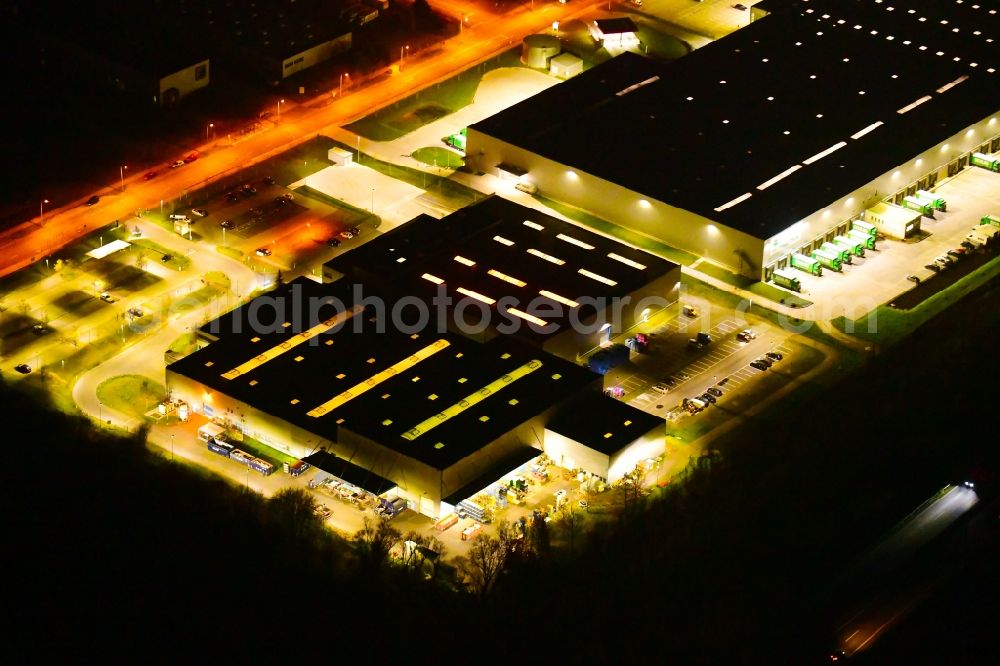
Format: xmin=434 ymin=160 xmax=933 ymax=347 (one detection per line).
xmin=607 ymin=423 xmax=666 ymax=484
xmin=466 ymin=128 xmax=766 ymax=278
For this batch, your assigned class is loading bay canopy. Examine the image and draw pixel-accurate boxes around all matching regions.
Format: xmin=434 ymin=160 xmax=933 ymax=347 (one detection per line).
xmin=86 ymin=239 xmax=131 ymax=260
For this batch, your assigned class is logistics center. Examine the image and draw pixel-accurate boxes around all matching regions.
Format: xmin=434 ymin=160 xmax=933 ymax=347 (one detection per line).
xmin=167 ymin=198 xmax=680 ymax=518
xmin=466 ymin=0 xmax=1000 ymax=282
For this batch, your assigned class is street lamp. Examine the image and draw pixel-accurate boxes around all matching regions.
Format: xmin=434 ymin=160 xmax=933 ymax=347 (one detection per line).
xmin=171 ymin=434 xmax=174 ymax=460
xmin=39 ymin=198 xmax=49 ymax=225
xmin=119 ymin=165 xmax=128 ymax=192
xmin=371 ymin=187 xmax=375 ymax=214
xmin=339 ymin=72 xmax=349 ymax=96
xmin=277 ymin=98 xmax=285 ymax=121
xmin=206 ymin=123 xmax=214 ymax=141
xmin=399 ymin=45 xmax=410 ymax=71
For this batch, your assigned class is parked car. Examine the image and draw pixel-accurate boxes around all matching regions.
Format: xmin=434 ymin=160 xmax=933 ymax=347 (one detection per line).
xmin=906 ymin=274 xmax=921 ymax=284
xmin=256 ymin=247 xmax=272 ymax=257
xmin=100 ymin=292 xmax=115 ymax=303
xmin=946 ymin=249 xmax=964 ymax=259
xmin=183 ymin=152 xmax=199 ymax=163
xmin=696 ymin=331 xmax=712 ymax=345
xmin=327 ymin=237 xmax=341 ymax=247
xmin=682 ymin=305 xmax=699 ymax=318
xmin=925 ymin=263 xmax=941 ymax=273
xmin=700 ymin=393 xmax=717 ymax=404
xmin=127 ymin=307 xmax=144 ymax=318
xmin=220 ymin=219 xmax=235 ymax=230
xmin=687 ymin=338 xmax=704 ymax=351
xmin=349 ymin=225 xmax=361 ymax=235
xmin=241 ymin=184 xmax=257 ymax=196
xmin=275 ymin=195 xmax=289 ymax=206
xmin=733 ymin=3 xmax=748 ymax=9
xmin=338 ymin=229 xmax=357 ymax=240
xmin=737 ymin=329 xmax=756 ymax=342
xmin=264 ymin=176 xmax=276 ymax=186
xmin=651 ymin=382 xmax=672 ymax=394
xmin=707 ymin=387 xmax=723 ymax=397
xmin=32 ymin=324 xmax=47 ymax=335
xmin=750 ymin=360 xmax=768 ymax=371
xmin=143 ymin=171 xmax=158 ymax=180
xmin=936 ymin=255 xmax=954 ymax=266
xmin=226 ymin=192 xmax=240 ymax=203
xmin=191 ymin=208 xmax=208 ymax=217
xmin=961 ymin=241 xmax=976 ymax=251
xmin=169 ymin=160 xmax=186 ymax=169
xmin=14 ymin=364 xmax=31 ymax=374
xmin=756 ymin=357 xmax=773 ymax=368
xmin=161 ymin=254 xmax=173 ymax=262
xmin=85 ymin=195 xmax=100 ymax=206
xmin=766 ymin=351 xmax=783 ymax=361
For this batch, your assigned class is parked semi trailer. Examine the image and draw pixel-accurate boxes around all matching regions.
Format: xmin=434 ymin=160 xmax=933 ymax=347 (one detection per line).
xmin=834 ymin=235 xmax=865 ymax=257
xmin=970 ymin=152 xmax=1000 ymax=172
xmin=848 ymin=229 xmax=877 ymax=250
xmin=821 ymin=242 xmax=852 ymax=265
xmin=852 ymin=220 xmax=878 ymax=238
xmin=790 ymin=253 xmax=822 ymax=276
xmin=903 ymin=195 xmax=935 ymax=218
xmin=772 ymin=268 xmax=802 ymax=292
xmin=916 ymin=190 xmax=946 ymax=211
xmin=812 ymin=248 xmax=843 ymax=272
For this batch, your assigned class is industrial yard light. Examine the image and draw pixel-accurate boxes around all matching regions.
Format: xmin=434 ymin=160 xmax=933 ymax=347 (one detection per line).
xmin=400 ymin=45 xmax=410 ymax=71
xmin=206 ymin=123 xmax=214 ymax=140
xmin=39 ymin=198 xmax=49 ymax=224
xmin=119 ymin=165 xmax=128 ymax=192
xmin=277 ymin=98 xmax=285 ymax=121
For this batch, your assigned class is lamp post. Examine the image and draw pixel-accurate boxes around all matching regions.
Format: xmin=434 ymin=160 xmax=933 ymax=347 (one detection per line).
xmin=339 ymin=72 xmax=349 ymax=96
xmin=119 ymin=165 xmax=127 ymax=192
xmin=39 ymin=198 xmax=49 ymax=225
xmin=399 ymin=45 xmax=410 ymax=71
xmin=277 ymin=98 xmax=285 ymax=121
xmin=371 ymin=187 xmax=375 ymax=214
xmin=206 ymin=123 xmax=214 ymax=141
xmin=171 ymin=434 xmax=174 ymax=461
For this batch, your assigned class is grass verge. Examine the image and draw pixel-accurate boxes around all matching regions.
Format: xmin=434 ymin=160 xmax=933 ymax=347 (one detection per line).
xmin=234 ymin=434 xmax=298 ymax=468
xmin=830 ymin=254 xmax=1000 ymax=347
xmin=411 ymin=147 xmax=464 ymax=168
xmin=96 ymin=375 xmax=166 ymax=420
xmin=346 ymin=48 xmax=523 ymax=141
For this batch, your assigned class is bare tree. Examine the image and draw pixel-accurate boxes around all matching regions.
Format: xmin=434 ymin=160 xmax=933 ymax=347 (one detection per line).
xmin=271 ymin=488 xmax=320 ymax=540
xmin=561 ymin=508 xmax=586 ymax=556
xmin=465 ymin=520 xmax=519 ymax=599
xmin=354 ymin=515 xmax=401 ymax=575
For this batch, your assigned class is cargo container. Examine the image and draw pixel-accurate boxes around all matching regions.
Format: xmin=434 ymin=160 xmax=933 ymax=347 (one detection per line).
xmin=811 ymin=248 xmax=842 ymax=272
xmin=790 ymin=253 xmax=822 ymax=276
xmin=229 ymin=449 xmax=254 ymax=465
xmin=198 ymin=423 xmax=226 ymax=443
xmin=772 ymin=268 xmax=802 ymax=292
xmin=970 ymin=152 xmax=1000 ymax=172
xmin=916 ymin=190 xmax=946 ymax=211
xmin=851 ymin=220 xmax=878 ymax=238
xmin=207 ymin=439 xmax=235 ymax=457
xmin=902 ymin=195 xmax=935 ymax=218
xmin=287 ymin=460 xmax=310 ymax=477
xmin=249 ymin=458 xmax=274 ymax=476
xmin=834 ymin=235 xmax=865 ymax=257
xmin=821 ymin=242 xmax=852 ymax=265
xmin=848 ymin=229 xmax=877 ymax=250
xmin=434 ymin=513 xmax=459 ymax=531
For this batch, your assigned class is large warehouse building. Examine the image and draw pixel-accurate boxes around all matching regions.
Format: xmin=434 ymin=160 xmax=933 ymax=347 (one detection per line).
xmin=323 ymin=195 xmax=680 ymax=361
xmin=467 ymin=0 xmax=1000 ymax=280
xmin=168 ymin=198 xmax=678 ymax=519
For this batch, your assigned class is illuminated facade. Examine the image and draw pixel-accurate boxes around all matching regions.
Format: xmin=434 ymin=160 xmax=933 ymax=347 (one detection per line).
xmin=467 ymin=0 xmax=1000 ymax=280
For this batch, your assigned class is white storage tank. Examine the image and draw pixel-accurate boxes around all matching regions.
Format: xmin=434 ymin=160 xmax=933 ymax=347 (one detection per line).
xmin=522 ymin=34 xmax=561 ymax=69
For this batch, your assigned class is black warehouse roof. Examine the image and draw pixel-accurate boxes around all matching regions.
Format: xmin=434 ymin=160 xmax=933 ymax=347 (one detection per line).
xmin=324 ymin=195 xmax=678 ymax=339
xmin=171 ymin=279 xmax=599 ymax=470
xmin=546 ymin=392 xmax=662 ymax=456
xmin=470 ymin=0 xmax=1000 ymax=240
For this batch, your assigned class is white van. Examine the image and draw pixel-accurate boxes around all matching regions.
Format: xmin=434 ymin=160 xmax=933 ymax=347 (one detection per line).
xmin=169 ymin=213 xmax=190 ymax=221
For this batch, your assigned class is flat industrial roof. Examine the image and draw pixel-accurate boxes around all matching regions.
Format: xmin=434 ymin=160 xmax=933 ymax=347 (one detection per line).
xmin=546 ymin=392 xmax=663 ymax=456
xmin=324 ymin=195 xmax=678 ymax=339
xmin=470 ymin=0 xmax=1000 ymax=240
xmin=172 ymin=279 xmax=598 ymax=470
